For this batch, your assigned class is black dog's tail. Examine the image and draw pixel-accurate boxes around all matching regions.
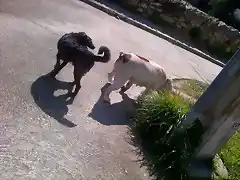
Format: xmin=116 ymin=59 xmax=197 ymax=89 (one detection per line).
xmin=94 ymin=46 xmax=111 ymax=63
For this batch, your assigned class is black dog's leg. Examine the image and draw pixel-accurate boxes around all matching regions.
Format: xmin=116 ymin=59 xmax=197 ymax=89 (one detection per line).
xmin=70 ymin=65 xmax=78 ymax=86
xmin=54 ymin=53 xmax=61 ymax=69
xmin=50 ymin=61 xmax=68 ymax=78
xmin=70 ymin=65 xmax=84 ymax=97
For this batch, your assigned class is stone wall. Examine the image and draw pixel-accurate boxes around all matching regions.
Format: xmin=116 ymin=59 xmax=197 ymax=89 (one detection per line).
xmin=112 ymin=0 xmax=240 ymax=61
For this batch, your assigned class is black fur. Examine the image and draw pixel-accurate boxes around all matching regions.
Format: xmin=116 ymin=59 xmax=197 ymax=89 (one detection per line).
xmin=49 ymin=32 xmax=111 ymax=97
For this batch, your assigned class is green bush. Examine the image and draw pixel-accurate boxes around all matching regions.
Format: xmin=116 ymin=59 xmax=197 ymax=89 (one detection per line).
xmin=189 ymin=26 xmax=203 ymax=41
xmin=131 ymin=91 xmax=204 ymax=180
xmin=204 ymin=40 xmax=234 ymax=62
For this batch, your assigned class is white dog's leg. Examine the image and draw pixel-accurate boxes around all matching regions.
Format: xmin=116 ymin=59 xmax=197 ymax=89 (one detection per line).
xmin=120 ymin=79 xmax=133 ymax=94
xmin=108 ymin=69 xmax=115 ymax=83
xmin=103 ymin=75 xmax=128 ymax=104
xmin=142 ymin=87 xmax=152 ymax=96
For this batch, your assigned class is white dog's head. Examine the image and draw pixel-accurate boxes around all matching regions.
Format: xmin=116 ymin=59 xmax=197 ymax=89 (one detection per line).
xmin=117 ymin=51 xmax=131 ymax=63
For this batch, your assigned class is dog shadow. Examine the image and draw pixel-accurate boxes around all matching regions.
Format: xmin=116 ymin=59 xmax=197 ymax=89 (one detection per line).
xmin=88 ymin=83 xmax=136 ymax=125
xmin=31 ymin=74 xmax=77 ymax=127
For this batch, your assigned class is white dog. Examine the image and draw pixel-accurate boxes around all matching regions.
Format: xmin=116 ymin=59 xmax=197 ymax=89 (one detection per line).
xmin=102 ymin=51 xmax=173 ymax=103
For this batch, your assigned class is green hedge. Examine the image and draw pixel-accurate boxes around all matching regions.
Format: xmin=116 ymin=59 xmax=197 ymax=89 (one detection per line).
xmin=131 ymin=91 xmax=204 ymax=180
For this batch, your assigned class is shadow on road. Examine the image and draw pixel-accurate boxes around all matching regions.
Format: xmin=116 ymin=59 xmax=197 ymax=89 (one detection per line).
xmin=88 ymin=83 xmax=135 ymax=125
xmin=31 ymin=74 xmax=77 ymax=127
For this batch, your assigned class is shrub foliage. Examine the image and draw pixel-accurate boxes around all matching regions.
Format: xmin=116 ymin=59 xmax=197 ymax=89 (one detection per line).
xmin=131 ymin=91 xmax=204 ymax=180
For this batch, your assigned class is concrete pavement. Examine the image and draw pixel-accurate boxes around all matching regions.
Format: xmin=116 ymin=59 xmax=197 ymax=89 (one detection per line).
xmin=0 ymin=0 xmax=222 ymax=179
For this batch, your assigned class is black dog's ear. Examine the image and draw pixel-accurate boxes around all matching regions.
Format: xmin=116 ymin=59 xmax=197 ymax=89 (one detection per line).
xmin=78 ymin=32 xmax=87 ymax=37
xmin=119 ymin=51 xmax=124 ymax=58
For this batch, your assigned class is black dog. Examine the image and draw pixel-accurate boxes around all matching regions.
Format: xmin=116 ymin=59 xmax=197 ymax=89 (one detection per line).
xmin=51 ymin=32 xmax=96 ymax=74
xmin=49 ymin=32 xmax=111 ymax=97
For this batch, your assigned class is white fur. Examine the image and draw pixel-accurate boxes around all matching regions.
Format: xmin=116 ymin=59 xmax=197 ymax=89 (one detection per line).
xmin=102 ymin=52 xmax=173 ymax=103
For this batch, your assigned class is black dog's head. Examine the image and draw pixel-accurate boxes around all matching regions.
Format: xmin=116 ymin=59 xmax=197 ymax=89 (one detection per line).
xmin=76 ymin=32 xmax=95 ymax=50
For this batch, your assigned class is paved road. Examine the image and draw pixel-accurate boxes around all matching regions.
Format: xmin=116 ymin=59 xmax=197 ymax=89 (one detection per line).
xmin=0 ymin=0 xmax=222 ymax=179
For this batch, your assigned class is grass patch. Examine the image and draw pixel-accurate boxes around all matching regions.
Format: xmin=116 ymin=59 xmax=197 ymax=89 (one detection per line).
xmin=130 ymin=78 xmax=240 ymax=179
xmin=173 ymin=78 xmax=209 ymax=100
xmin=130 ymin=91 xmax=204 ymax=179
xmin=219 ymin=130 xmax=240 ymax=180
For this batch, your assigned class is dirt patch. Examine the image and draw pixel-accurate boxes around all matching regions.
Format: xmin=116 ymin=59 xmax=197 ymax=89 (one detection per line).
xmin=172 ymin=78 xmax=209 ymax=102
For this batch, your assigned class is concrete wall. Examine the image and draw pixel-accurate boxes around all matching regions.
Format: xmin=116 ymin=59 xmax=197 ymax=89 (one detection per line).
xmin=111 ymin=0 xmax=240 ymax=61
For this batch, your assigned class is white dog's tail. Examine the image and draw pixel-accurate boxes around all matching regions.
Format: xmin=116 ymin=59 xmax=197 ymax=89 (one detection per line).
xmin=165 ymin=78 xmax=173 ymax=92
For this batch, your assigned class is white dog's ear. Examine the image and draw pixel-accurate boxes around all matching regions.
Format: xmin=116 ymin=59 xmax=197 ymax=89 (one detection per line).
xmin=119 ymin=51 xmax=124 ymax=57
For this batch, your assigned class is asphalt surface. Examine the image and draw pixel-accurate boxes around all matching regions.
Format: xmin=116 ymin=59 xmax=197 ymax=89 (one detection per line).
xmin=0 ymin=0 xmax=222 ymax=179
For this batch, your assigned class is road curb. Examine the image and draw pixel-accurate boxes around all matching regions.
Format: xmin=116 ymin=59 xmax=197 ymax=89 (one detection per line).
xmin=80 ymin=0 xmax=225 ymax=68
